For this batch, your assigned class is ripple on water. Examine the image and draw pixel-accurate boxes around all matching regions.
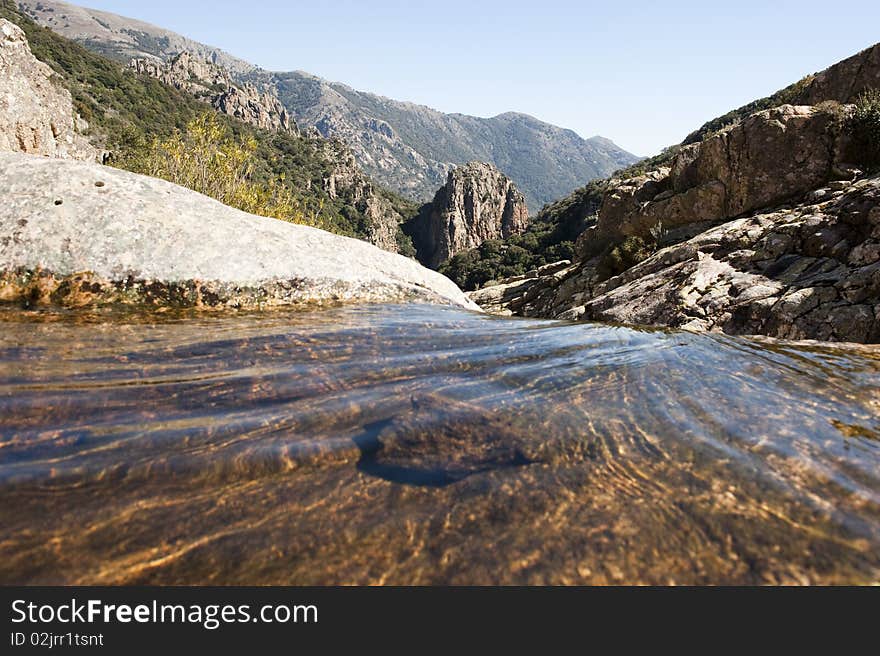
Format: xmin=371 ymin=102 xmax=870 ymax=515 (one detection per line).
xmin=0 ymin=303 xmax=878 ymax=584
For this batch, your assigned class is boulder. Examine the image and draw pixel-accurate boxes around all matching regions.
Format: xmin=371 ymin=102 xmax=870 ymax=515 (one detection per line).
xmin=0 ymin=152 xmax=478 ymax=311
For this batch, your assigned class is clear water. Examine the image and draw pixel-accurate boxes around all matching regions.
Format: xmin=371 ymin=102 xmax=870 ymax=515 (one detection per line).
xmin=1 ymin=303 xmax=878 ymax=584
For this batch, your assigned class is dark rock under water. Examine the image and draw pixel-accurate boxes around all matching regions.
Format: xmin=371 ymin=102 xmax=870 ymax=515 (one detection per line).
xmin=0 ymin=304 xmax=878 ymax=584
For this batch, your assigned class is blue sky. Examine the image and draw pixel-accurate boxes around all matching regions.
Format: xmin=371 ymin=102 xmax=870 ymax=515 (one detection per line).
xmin=79 ymin=0 xmax=880 ymax=156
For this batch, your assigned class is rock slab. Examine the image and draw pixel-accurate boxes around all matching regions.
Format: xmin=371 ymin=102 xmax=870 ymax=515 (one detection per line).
xmin=0 ymin=152 xmax=478 ymax=311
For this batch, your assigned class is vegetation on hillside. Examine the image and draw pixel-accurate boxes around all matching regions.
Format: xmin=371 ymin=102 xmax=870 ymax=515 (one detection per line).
xmin=0 ymin=0 xmax=418 ymax=242
xmin=848 ymin=89 xmax=880 ymax=170
xmin=118 ymin=113 xmax=321 ymax=227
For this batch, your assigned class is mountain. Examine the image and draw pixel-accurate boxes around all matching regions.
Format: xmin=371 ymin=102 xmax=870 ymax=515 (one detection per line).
xmin=16 ymin=0 xmax=255 ymax=74
xmin=17 ymin=0 xmax=639 ymax=211
xmin=1 ymin=0 xmax=418 ymax=253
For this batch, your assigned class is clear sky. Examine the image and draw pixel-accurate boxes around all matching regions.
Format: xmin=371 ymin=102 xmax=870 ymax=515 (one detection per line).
xmin=77 ymin=0 xmax=880 ymax=156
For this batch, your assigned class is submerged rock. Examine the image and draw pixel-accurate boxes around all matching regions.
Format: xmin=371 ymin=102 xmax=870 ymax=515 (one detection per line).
xmin=0 ymin=152 xmax=478 ymax=311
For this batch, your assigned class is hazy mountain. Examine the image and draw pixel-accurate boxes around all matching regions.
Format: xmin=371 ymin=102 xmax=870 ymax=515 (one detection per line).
xmin=19 ymin=0 xmax=638 ymax=211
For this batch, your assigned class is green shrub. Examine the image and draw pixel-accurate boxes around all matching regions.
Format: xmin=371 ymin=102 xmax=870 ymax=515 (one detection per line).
xmin=117 ymin=113 xmax=321 ymax=227
xmin=595 ymin=236 xmax=653 ymax=281
xmin=847 ymin=89 xmax=880 ymax=170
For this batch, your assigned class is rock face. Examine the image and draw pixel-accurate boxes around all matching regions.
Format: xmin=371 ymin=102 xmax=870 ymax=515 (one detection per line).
xmin=469 ymin=99 xmax=880 ymax=343
xmin=212 ymin=83 xmax=294 ymax=134
xmin=581 ymin=105 xmax=850 ymax=255
xmin=554 ymin=175 xmax=880 ymax=343
xmin=0 ymin=152 xmax=477 ymax=311
xmin=129 ymin=52 xmax=295 ymax=134
xmin=473 ymin=174 xmax=880 ymax=343
xmin=793 ymin=42 xmax=880 ymax=105
xmin=0 ymin=18 xmax=95 ymax=160
xmin=406 ymin=162 xmax=530 ymax=268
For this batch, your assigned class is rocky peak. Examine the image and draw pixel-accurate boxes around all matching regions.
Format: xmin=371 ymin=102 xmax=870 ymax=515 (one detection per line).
xmin=405 ymin=162 xmax=530 ymax=268
xmin=128 ymin=52 xmax=295 ymax=134
xmin=129 ymin=52 xmax=231 ymax=92
xmin=212 ymin=82 xmax=294 ymax=134
xmin=0 ymin=18 xmax=95 ymax=160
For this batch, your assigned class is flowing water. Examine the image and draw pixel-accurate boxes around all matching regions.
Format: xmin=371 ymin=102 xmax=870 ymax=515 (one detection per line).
xmin=1 ymin=303 xmax=879 ymax=585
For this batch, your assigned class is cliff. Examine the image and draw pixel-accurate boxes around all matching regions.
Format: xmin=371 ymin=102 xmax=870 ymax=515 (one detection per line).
xmin=0 ymin=18 xmax=94 ymax=160
xmin=129 ymin=52 xmax=296 ymax=134
xmin=405 ymin=162 xmax=529 ymax=268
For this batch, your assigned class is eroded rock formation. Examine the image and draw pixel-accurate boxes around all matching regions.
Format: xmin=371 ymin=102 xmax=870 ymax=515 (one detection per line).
xmin=0 ymin=18 xmax=95 ymax=160
xmin=129 ymin=52 xmax=295 ymax=134
xmin=406 ymin=162 xmax=529 ymax=268
xmin=580 ymin=105 xmax=851 ymax=255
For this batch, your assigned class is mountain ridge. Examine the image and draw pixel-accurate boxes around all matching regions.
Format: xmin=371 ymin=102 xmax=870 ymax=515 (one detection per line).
xmin=18 ymin=0 xmax=638 ymax=211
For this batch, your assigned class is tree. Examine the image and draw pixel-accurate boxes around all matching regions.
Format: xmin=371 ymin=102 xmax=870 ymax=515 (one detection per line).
xmin=117 ymin=113 xmax=324 ymax=227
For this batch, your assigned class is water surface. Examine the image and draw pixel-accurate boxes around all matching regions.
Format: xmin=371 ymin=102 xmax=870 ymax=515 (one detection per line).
xmin=1 ymin=304 xmax=878 ymax=584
